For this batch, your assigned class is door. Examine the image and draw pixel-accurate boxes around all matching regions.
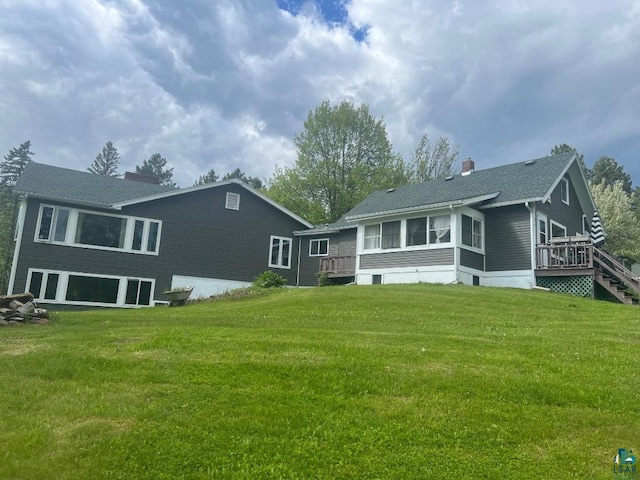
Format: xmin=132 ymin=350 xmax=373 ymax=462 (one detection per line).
xmin=537 ymin=213 xmax=549 ymax=267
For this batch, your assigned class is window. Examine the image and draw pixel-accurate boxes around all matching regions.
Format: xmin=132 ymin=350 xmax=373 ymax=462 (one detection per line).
xmin=406 ymin=218 xmax=427 ymax=246
xmin=550 ymin=220 xmax=567 ymax=238
xmin=364 ymin=224 xmax=381 ymax=250
xmin=35 ymin=205 xmax=161 ymax=255
xmin=28 ymin=269 xmax=154 ymax=306
xmin=462 ymin=214 xmax=483 ymax=249
xmin=269 ymin=236 xmax=292 ymax=269
xmin=309 ymin=238 xmax=329 ymax=256
xmin=226 ymin=192 xmax=240 ymax=210
xmin=76 ymin=212 xmax=127 ymax=249
xmin=381 ymin=221 xmax=401 ymax=249
xmin=125 ymin=280 xmax=153 ymax=306
xmin=429 ymin=215 xmax=451 ymax=244
xmin=560 ymin=178 xmax=569 ymax=205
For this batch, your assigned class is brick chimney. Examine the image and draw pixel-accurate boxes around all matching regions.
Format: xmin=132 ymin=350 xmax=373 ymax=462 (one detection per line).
xmin=124 ymin=171 xmax=161 ymax=184
xmin=461 ymin=157 xmax=475 ymax=176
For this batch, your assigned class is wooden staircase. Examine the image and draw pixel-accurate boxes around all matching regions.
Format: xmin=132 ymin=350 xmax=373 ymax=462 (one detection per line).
xmin=593 ymin=246 xmax=640 ymax=305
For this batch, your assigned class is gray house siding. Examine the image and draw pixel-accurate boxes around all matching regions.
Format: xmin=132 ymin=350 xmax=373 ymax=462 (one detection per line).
xmin=537 ymin=176 xmax=584 ymax=236
xmin=297 ymin=228 xmax=357 ymax=286
xmin=359 ymin=248 xmax=454 ymax=269
xmin=13 ymin=184 xmax=307 ymax=301
xmin=484 ymin=205 xmax=532 ymax=271
xmin=460 ymin=248 xmax=484 ymax=271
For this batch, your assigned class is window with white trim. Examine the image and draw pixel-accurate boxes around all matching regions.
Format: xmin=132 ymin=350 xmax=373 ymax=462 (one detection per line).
xmin=27 ymin=269 xmax=154 ymax=306
xmin=429 ymin=215 xmax=451 ymax=244
xmin=309 ymin=238 xmax=329 ymax=256
xmin=560 ymin=178 xmax=569 ymax=205
xmin=363 ymin=224 xmax=381 ymax=250
xmin=225 ymin=192 xmax=240 ymax=210
xmin=461 ymin=214 xmax=483 ymax=249
xmin=381 ymin=221 xmax=401 ymax=249
xmin=35 ymin=204 xmax=161 ymax=255
xmin=269 ymin=236 xmax=292 ymax=269
xmin=550 ymin=220 xmax=567 ymax=238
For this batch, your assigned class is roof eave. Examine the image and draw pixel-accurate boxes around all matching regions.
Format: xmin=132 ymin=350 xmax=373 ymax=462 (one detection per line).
xmin=15 ymin=192 xmax=114 ymax=210
xmin=346 ymin=192 xmax=501 ymax=221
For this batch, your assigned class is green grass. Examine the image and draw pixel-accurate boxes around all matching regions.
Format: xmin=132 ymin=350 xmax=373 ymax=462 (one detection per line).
xmin=0 ymin=284 xmax=638 ymax=479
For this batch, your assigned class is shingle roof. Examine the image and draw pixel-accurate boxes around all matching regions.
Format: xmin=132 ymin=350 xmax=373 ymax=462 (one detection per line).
xmin=15 ymin=162 xmax=175 ymax=208
xmin=345 ymin=152 xmax=575 ymax=219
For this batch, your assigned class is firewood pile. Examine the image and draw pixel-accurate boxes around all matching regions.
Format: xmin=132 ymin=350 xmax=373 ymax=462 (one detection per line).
xmin=0 ymin=293 xmax=50 ymax=326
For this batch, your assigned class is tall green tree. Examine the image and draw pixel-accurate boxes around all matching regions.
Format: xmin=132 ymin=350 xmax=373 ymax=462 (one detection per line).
xmin=266 ymin=100 xmax=404 ymax=224
xmin=0 ymin=141 xmax=35 ymax=293
xmin=135 ymin=153 xmax=176 ymax=187
xmin=408 ymin=133 xmax=459 ymax=183
xmin=194 ymin=169 xmax=219 ymax=186
xmin=88 ymin=141 xmax=120 ymax=176
xmin=590 ymin=156 xmax=632 ymax=194
xmin=550 ymin=144 xmax=589 ymax=177
xmin=223 ymin=168 xmax=263 ymax=189
xmin=590 ymin=181 xmax=640 ymax=260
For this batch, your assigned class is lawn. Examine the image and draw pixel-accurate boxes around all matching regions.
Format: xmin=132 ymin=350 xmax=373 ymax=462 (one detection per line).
xmin=0 ymin=284 xmax=638 ymax=479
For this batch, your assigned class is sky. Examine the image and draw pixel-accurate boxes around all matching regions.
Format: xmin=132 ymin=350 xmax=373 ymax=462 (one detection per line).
xmin=1 ymin=0 xmax=639 ymax=188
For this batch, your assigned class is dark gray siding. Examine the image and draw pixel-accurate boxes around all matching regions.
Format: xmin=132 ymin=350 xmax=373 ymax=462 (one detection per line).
xmin=359 ymin=248 xmax=453 ymax=269
xmin=460 ymin=248 xmax=484 ymax=271
xmin=13 ymin=184 xmax=308 ymax=300
xmin=538 ymin=176 xmax=584 ymax=235
xmin=485 ymin=205 xmax=531 ymax=271
xmin=297 ymin=228 xmax=357 ymax=286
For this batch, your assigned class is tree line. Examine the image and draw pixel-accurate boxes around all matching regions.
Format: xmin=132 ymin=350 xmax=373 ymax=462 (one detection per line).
xmin=1 ymin=100 xmax=639 ymax=293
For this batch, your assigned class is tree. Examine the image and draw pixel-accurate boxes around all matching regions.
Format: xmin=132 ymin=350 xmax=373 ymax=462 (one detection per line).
xmin=550 ymin=144 xmax=588 ymax=177
xmin=0 ymin=141 xmax=35 ymax=293
xmin=1 ymin=140 xmax=34 ymax=186
xmin=223 ymin=168 xmax=263 ymax=189
xmin=590 ymin=156 xmax=632 ymax=194
xmin=590 ymin=181 xmax=640 ymax=260
xmin=266 ymin=100 xmax=405 ymax=224
xmin=407 ymin=133 xmax=459 ymax=183
xmin=135 ymin=153 xmax=176 ymax=187
xmin=88 ymin=141 xmax=120 ymax=176
xmin=194 ymin=169 xmax=219 ymax=186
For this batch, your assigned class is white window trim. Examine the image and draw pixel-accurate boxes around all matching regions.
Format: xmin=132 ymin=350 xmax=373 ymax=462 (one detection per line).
xmin=361 ymin=214 xmax=453 ymax=253
xmin=225 ymin=192 xmax=240 ymax=210
xmin=460 ymin=212 xmax=484 ymax=254
xmin=560 ymin=178 xmax=569 ymax=205
xmin=309 ymin=238 xmax=329 ymax=257
xmin=268 ymin=235 xmax=292 ymax=269
xmin=26 ymin=268 xmax=156 ymax=308
xmin=34 ymin=204 xmax=162 ymax=256
xmin=550 ymin=219 xmax=567 ymax=239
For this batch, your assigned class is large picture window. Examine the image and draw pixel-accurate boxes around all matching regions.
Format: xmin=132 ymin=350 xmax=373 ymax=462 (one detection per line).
xmin=269 ymin=236 xmax=292 ymax=269
xmin=462 ymin=214 xmax=483 ymax=249
xmin=27 ymin=269 xmax=154 ymax=307
xmin=365 ymin=214 xmax=452 ymax=251
xmin=35 ymin=205 xmax=161 ymax=255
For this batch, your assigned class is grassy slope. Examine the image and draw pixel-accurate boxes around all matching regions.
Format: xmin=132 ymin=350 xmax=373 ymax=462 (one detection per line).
xmin=0 ymin=284 xmax=638 ymax=479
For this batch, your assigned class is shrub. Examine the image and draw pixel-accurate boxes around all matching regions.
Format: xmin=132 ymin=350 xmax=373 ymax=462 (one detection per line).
xmin=253 ymin=270 xmax=287 ymax=289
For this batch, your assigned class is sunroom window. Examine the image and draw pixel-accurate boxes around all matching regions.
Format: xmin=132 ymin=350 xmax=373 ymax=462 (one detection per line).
xmin=429 ymin=215 xmax=451 ymax=244
xmin=381 ymin=221 xmax=401 ymax=249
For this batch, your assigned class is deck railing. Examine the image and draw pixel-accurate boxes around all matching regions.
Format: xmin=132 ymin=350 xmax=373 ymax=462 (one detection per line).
xmin=535 ymin=236 xmax=594 ymax=269
xmin=319 ymin=255 xmax=356 ymax=277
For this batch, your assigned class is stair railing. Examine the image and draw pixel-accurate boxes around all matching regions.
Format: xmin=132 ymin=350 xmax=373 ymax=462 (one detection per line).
xmin=592 ymin=246 xmax=640 ymax=295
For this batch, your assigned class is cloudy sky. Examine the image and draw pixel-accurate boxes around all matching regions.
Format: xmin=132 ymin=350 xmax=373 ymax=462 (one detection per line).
xmin=1 ymin=0 xmax=639 ymax=188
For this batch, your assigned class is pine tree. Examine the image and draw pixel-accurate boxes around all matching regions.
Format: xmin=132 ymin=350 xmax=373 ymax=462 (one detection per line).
xmin=135 ymin=153 xmax=176 ymax=187
xmin=88 ymin=141 xmax=120 ymax=176
xmin=0 ymin=140 xmax=35 ymax=186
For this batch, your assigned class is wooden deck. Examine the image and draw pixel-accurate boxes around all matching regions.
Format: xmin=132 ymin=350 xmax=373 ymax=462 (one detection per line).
xmin=319 ymin=255 xmax=356 ymax=278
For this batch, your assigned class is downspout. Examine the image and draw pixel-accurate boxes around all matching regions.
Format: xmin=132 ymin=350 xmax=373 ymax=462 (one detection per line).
xmin=450 ymin=204 xmax=459 ymax=283
xmin=7 ymin=197 xmax=26 ymax=294
xmin=525 ymin=201 xmax=537 ymax=288
xmin=296 ymin=236 xmax=302 ymax=287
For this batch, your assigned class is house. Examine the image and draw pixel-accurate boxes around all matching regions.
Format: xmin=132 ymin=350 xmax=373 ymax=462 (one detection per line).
xmin=298 ymin=152 xmax=640 ymax=303
xmin=8 ymin=162 xmax=312 ymax=308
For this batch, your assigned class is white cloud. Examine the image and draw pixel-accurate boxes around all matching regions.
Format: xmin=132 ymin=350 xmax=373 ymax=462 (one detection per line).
xmin=0 ymin=0 xmax=639 ymax=188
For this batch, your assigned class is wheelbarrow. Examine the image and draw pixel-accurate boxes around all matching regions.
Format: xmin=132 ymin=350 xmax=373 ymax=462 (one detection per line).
xmin=163 ymin=285 xmax=194 ymax=307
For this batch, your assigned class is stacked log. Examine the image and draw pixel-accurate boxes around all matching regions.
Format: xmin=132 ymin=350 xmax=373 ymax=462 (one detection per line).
xmin=0 ymin=293 xmax=50 ymax=326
